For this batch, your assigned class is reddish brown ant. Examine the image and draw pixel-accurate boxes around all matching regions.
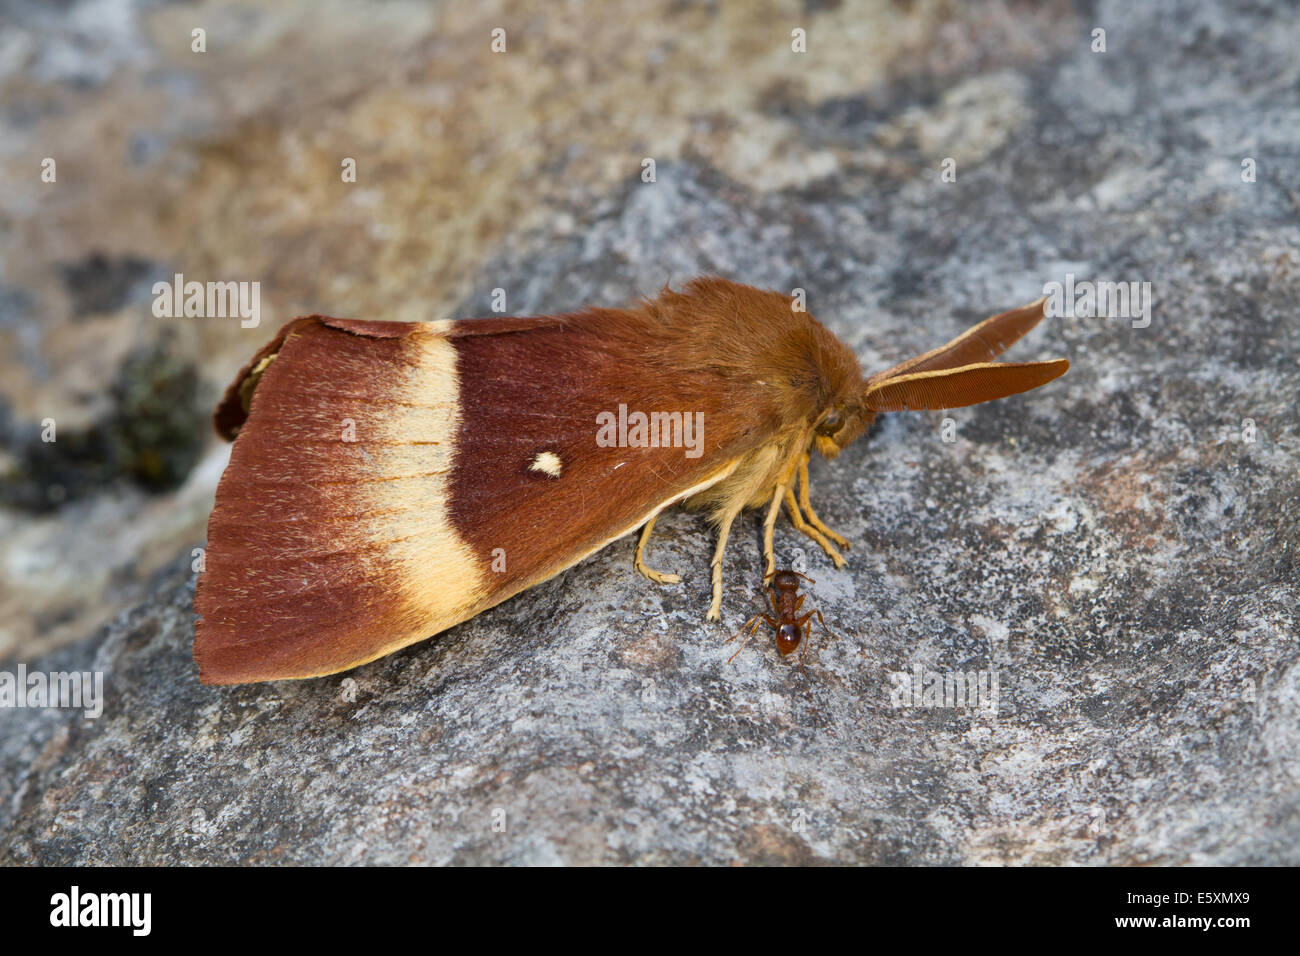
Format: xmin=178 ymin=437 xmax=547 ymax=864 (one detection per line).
xmin=726 ymin=569 xmax=834 ymax=670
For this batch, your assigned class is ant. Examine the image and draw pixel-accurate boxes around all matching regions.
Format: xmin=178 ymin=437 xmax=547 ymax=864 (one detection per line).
xmin=725 ymin=569 xmax=834 ymax=670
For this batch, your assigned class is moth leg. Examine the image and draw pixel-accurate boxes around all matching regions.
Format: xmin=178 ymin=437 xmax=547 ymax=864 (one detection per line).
xmin=761 ymin=483 xmax=785 ymax=579
xmin=707 ymin=507 xmax=741 ymax=621
xmin=799 ymin=454 xmax=850 ymax=550
xmin=634 ymin=515 xmax=681 ymax=585
xmin=783 ymin=488 xmax=846 ymax=568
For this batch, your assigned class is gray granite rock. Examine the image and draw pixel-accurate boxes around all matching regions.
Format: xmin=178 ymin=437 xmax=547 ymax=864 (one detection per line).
xmin=1 ymin=0 xmax=1297 ymax=864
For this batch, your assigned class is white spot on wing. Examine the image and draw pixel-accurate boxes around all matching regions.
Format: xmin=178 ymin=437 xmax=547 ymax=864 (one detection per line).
xmin=529 ymin=450 xmax=563 ymax=478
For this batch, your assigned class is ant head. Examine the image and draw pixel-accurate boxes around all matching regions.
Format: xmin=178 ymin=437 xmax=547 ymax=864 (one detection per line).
xmin=776 ymin=621 xmax=802 ymax=655
xmin=770 ymin=570 xmax=800 ymax=590
xmin=767 ymin=569 xmax=814 ymax=591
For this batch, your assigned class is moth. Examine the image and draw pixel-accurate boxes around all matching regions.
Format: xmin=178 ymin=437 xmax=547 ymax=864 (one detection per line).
xmin=194 ymin=277 xmax=1067 ymax=684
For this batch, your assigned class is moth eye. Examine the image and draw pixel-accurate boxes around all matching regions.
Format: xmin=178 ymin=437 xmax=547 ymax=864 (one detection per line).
xmin=815 ymin=408 xmax=843 ymax=437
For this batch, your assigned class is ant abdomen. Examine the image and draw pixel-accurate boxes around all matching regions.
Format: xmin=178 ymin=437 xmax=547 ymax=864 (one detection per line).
xmin=776 ymin=621 xmax=802 ymax=655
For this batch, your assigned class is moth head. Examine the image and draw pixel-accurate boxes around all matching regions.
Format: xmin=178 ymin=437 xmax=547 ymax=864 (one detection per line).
xmin=811 ymin=400 xmax=872 ymax=459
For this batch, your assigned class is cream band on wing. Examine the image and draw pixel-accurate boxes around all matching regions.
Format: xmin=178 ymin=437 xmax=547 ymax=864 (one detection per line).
xmin=358 ymin=327 xmax=490 ymax=659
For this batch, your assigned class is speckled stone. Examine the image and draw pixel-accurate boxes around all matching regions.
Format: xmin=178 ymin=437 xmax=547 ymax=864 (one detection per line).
xmin=1 ymin=0 xmax=1297 ymax=864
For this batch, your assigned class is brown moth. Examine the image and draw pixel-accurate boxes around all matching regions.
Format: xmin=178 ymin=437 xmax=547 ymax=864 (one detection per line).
xmin=194 ymin=277 xmax=1067 ymax=684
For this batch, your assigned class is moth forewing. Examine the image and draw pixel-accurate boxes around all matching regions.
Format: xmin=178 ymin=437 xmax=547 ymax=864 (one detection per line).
xmin=196 ymin=281 xmax=808 ymax=682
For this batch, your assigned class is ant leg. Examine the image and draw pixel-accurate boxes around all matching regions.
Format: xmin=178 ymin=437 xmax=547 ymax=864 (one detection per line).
xmin=634 ymin=515 xmax=681 ymax=585
xmin=798 ymin=454 xmax=850 ymax=550
xmin=796 ymin=610 xmax=816 ymax=675
xmin=798 ymin=609 xmax=836 ymax=674
xmin=725 ymin=615 xmax=761 ymax=646
xmin=811 ymin=609 xmax=835 ymax=644
xmin=727 ymin=615 xmax=776 ymax=664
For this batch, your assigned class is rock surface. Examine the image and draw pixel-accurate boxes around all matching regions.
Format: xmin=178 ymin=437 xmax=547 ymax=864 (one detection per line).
xmin=2 ymin=0 xmax=1298 ymax=864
